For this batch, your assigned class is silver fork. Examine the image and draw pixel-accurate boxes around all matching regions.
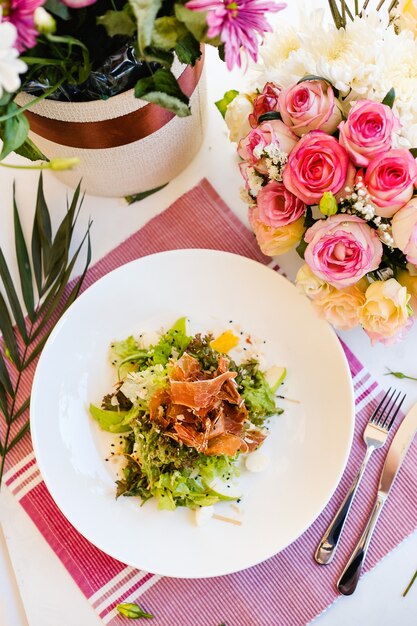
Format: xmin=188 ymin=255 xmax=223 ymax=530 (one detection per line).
xmin=315 ymin=387 xmax=405 ymax=565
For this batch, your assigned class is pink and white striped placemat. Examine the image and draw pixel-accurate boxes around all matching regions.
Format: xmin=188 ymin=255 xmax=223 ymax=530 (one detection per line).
xmin=3 ymin=179 xmax=417 ymax=626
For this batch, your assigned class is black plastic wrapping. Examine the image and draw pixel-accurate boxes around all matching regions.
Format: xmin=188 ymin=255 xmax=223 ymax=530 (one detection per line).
xmin=24 ymin=42 xmax=158 ymax=102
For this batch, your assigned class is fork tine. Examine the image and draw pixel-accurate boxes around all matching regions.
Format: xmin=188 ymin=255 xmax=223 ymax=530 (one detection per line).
xmin=370 ymin=387 xmax=392 ymax=424
xmin=386 ymin=393 xmax=406 ymax=431
xmin=378 ymin=389 xmax=402 ymax=428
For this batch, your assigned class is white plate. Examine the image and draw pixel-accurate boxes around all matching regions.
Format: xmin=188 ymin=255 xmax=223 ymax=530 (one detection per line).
xmin=30 ymin=249 xmax=354 ymax=578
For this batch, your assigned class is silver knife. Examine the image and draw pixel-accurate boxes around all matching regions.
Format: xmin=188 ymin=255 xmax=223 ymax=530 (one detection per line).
xmin=338 ymin=399 xmax=417 ymax=596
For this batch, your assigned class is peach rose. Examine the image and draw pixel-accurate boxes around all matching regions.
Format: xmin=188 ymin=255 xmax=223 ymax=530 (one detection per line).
xmin=359 ymin=278 xmax=413 ymax=344
xmin=313 ymin=285 xmax=366 ymax=331
xmin=279 ymin=80 xmax=342 ymax=137
xmin=249 ymin=207 xmax=305 ymax=256
xmin=364 ymin=149 xmax=417 ymax=218
xmin=391 ymin=198 xmax=417 ymax=264
xmin=397 ymin=268 xmax=417 ymax=313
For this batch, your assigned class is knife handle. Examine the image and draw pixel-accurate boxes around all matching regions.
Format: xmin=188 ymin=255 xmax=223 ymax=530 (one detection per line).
xmin=337 ymin=494 xmax=385 ymax=596
xmin=315 ymin=447 xmax=374 ymax=565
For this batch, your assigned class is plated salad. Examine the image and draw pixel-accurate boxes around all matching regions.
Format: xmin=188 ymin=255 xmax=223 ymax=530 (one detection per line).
xmin=89 ymin=318 xmax=285 ymax=512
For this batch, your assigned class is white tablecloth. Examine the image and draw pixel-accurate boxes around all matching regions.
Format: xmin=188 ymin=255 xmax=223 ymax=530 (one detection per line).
xmin=1 ymin=3 xmax=417 ymax=623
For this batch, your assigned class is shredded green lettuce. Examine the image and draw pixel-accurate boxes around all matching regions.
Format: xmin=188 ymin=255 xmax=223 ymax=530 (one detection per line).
xmin=89 ymin=404 xmax=132 ymax=433
xmin=238 ymin=361 xmax=283 ymax=426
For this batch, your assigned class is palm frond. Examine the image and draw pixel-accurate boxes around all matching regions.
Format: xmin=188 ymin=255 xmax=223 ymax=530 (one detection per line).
xmin=0 ymin=175 xmax=92 ymax=485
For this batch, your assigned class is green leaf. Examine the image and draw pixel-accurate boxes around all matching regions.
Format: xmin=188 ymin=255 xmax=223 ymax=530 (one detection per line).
xmin=175 ymin=32 xmax=201 ymax=66
xmin=215 ymin=89 xmax=239 ymax=119
xmin=97 ymin=10 xmax=136 ymax=37
xmin=134 ymin=68 xmax=191 ymax=117
xmin=151 ymin=16 xmax=187 ymax=51
xmin=116 ymin=602 xmax=154 ymax=619
xmin=410 ymin=148 xmax=417 ymax=159
xmin=0 ymin=106 xmax=30 ymax=160
xmin=0 ymin=351 xmax=13 ymax=398
xmin=32 ymin=174 xmax=52 ymax=292
xmin=125 ymin=183 xmax=168 ymax=205
xmin=13 ymin=137 xmax=48 ymax=163
xmin=11 ymin=398 xmax=30 ymax=423
xmin=13 ymin=188 xmax=35 ymax=322
xmin=43 ymin=183 xmax=82 ymax=293
xmin=129 ymin=0 xmax=162 ymax=55
xmin=0 ymin=248 xmax=28 ymax=342
xmin=6 ymin=421 xmax=30 ymax=453
xmin=382 ymin=87 xmax=395 ymax=108
xmin=258 ymin=111 xmax=282 ymax=123
xmin=174 ymin=3 xmax=208 ymax=41
xmin=0 ymin=384 xmax=9 ymax=425
xmin=141 ymin=47 xmax=174 ymax=68
xmin=0 ymin=293 xmax=20 ymax=369
xmin=296 ymin=237 xmax=307 ymax=260
xmin=45 ymin=0 xmax=70 ymax=20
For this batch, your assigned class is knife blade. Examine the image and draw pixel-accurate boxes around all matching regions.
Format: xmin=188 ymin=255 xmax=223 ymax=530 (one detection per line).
xmin=338 ymin=399 xmax=417 ymax=596
xmin=379 ymin=400 xmax=417 ymax=496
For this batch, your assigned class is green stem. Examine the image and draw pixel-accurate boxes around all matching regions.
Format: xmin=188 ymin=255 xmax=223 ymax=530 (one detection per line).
xmin=0 ymin=162 xmax=52 ymax=170
xmin=385 ymin=368 xmax=417 ymax=382
xmin=403 ymin=570 xmax=417 ymax=597
xmin=0 ymin=80 xmax=64 ymax=123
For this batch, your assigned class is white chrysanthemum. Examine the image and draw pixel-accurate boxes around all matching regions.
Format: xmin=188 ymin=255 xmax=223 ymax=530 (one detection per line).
xmin=0 ymin=21 xmax=27 ymax=97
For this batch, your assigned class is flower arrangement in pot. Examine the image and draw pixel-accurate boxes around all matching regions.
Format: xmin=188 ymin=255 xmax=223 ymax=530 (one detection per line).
xmin=221 ymin=0 xmax=417 ymax=345
xmin=0 ymin=0 xmax=284 ymax=197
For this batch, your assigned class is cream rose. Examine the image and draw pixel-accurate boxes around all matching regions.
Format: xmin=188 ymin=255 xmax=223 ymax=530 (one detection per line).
xmin=225 ymin=94 xmax=254 ymax=143
xmin=296 ymin=264 xmax=332 ymax=299
xmin=313 ymin=285 xmax=366 ymax=331
xmin=359 ymin=278 xmax=412 ymax=344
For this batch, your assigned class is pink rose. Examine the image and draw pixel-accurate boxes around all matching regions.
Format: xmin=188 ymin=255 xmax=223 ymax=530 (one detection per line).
xmin=249 ymin=82 xmax=281 ymax=128
xmin=338 ymin=100 xmax=400 ymax=167
xmin=364 ymin=149 xmax=417 ymax=218
xmin=238 ymin=120 xmax=298 ymax=175
xmin=304 ymin=214 xmax=383 ymax=287
xmin=282 ymin=131 xmax=356 ymax=205
xmin=257 ymin=181 xmax=306 ymax=227
xmin=278 ymin=80 xmax=342 ymax=137
xmin=392 ymin=198 xmax=417 ymax=264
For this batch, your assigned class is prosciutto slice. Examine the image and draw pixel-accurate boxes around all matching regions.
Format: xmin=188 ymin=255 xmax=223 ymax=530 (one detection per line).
xmin=170 ymin=371 xmax=237 ymax=410
xmin=148 ymin=352 xmax=268 ymax=457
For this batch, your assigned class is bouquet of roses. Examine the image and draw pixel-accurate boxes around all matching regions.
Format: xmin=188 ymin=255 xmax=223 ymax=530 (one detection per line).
xmin=222 ymin=0 xmax=417 ymax=345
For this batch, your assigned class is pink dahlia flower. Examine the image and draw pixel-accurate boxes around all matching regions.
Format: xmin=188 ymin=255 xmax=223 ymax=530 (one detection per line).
xmin=2 ymin=0 xmax=45 ymax=52
xmin=186 ymin=0 xmax=286 ymax=70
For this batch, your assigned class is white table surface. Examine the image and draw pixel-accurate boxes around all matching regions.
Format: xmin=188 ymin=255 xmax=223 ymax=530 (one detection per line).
xmin=1 ymin=2 xmax=417 ymax=624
